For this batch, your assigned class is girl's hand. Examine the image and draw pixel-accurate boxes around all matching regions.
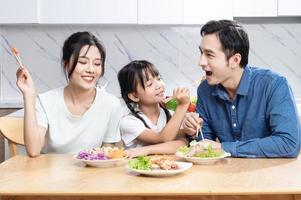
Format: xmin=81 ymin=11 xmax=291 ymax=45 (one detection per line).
xmin=125 ymin=147 xmax=150 ymax=158
xmin=16 ymin=67 xmax=36 ymax=98
xmin=172 ymin=87 xmax=190 ymax=106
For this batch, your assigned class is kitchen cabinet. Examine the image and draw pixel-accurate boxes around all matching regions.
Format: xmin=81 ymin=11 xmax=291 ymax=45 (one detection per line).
xmin=138 ymin=0 xmax=233 ymax=25
xmin=278 ymin=0 xmax=301 ymax=16
xmin=0 ymin=0 xmax=38 ymax=23
xmin=183 ymin=0 xmax=233 ymax=24
xmin=138 ymin=0 xmax=182 ymax=24
xmin=0 ymin=0 xmax=300 ymax=24
xmin=233 ymin=0 xmax=278 ymax=17
xmin=39 ymin=0 xmax=137 ymax=24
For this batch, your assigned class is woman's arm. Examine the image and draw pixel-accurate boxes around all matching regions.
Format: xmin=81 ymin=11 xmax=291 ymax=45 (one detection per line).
xmin=16 ymin=67 xmax=47 ymax=157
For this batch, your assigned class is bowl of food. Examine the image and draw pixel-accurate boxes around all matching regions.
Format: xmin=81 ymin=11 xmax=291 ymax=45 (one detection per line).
xmin=74 ymin=147 xmax=127 ymax=167
xmin=126 ymin=156 xmax=192 ymax=176
xmin=175 ymin=141 xmax=230 ymax=165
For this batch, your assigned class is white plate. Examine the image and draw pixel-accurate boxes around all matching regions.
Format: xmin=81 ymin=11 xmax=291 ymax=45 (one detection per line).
xmin=74 ymin=155 xmax=128 ymax=168
xmin=175 ymin=151 xmax=231 ymax=165
xmin=126 ymin=161 xmax=192 ymax=176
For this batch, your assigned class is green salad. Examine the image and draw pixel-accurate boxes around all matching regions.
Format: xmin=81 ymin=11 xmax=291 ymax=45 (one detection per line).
xmin=128 ymin=156 xmax=151 ymax=170
xmin=177 ymin=141 xmax=224 ymax=158
xmin=177 ymin=146 xmax=190 ymax=155
xmin=194 ymin=145 xmax=223 ymax=158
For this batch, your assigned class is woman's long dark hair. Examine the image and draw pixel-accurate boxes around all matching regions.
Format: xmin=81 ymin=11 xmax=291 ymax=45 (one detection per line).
xmin=117 ymin=60 xmax=171 ymax=128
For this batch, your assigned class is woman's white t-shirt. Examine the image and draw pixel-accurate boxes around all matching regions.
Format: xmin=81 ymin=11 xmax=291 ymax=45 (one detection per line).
xmin=120 ymin=107 xmax=167 ymax=149
xmin=36 ymin=87 xmax=122 ymax=154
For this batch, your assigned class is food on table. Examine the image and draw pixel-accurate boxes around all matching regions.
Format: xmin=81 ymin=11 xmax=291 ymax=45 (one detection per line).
xmin=177 ymin=141 xmax=224 ymax=158
xmin=77 ymin=147 xmax=126 ymax=160
xmin=128 ymin=156 xmax=179 ymax=170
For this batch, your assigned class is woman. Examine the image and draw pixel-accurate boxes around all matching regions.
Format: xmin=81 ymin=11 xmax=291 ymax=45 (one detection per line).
xmin=16 ymin=32 xmax=122 ymax=157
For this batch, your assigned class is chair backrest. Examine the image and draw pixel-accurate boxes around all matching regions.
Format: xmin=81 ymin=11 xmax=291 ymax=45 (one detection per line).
xmin=0 ymin=117 xmax=24 ymax=158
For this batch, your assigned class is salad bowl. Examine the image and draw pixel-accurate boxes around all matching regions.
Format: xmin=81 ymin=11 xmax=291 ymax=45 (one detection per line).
xmin=74 ymin=147 xmax=128 ymax=167
xmin=74 ymin=156 xmax=127 ymax=167
xmin=175 ymin=151 xmax=230 ymax=165
xmin=175 ymin=141 xmax=231 ymax=165
xmin=126 ymin=156 xmax=192 ymax=176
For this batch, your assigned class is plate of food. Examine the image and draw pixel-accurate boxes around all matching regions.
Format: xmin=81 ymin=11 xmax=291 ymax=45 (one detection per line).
xmin=74 ymin=147 xmax=128 ymax=167
xmin=126 ymin=156 xmax=192 ymax=176
xmin=175 ymin=141 xmax=231 ymax=165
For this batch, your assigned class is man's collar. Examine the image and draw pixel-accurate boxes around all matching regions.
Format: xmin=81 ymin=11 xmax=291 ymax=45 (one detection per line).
xmin=236 ymin=66 xmax=251 ymax=96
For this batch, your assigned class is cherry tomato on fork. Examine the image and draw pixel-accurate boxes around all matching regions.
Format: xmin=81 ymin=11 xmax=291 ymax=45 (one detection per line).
xmin=187 ymin=103 xmax=196 ymax=112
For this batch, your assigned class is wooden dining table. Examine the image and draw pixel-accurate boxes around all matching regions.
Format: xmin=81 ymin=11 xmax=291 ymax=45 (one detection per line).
xmin=0 ymin=154 xmax=301 ymax=200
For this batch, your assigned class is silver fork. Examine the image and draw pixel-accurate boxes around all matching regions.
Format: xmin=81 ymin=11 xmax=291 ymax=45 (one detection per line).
xmin=196 ymin=125 xmax=204 ymax=141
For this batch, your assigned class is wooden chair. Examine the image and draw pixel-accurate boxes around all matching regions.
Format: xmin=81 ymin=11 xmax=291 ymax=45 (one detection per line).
xmin=0 ymin=116 xmax=24 ymax=158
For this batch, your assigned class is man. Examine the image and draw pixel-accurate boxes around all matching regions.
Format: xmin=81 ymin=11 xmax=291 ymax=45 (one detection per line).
xmin=183 ymin=20 xmax=300 ymax=158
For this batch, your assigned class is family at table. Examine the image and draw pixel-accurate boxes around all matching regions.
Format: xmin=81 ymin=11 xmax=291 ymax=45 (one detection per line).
xmin=15 ymin=19 xmax=301 ymax=159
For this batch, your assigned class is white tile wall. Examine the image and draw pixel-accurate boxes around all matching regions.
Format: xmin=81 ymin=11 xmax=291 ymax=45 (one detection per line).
xmin=0 ymin=24 xmax=300 ymax=108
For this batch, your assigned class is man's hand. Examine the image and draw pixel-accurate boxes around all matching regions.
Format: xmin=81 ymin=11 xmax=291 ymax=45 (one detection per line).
xmin=182 ymin=112 xmax=203 ymax=137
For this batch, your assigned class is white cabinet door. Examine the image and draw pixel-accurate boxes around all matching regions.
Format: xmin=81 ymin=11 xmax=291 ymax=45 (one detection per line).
xmin=233 ymin=0 xmax=277 ymax=17
xmin=138 ymin=0 xmax=182 ymax=24
xmin=183 ymin=0 xmax=233 ymax=24
xmin=39 ymin=0 xmax=137 ymax=24
xmin=0 ymin=0 xmax=38 ymax=23
xmin=278 ymin=0 xmax=301 ymax=16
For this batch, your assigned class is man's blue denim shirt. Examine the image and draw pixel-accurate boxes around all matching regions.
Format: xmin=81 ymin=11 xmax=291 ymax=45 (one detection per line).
xmin=196 ymin=66 xmax=300 ymax=157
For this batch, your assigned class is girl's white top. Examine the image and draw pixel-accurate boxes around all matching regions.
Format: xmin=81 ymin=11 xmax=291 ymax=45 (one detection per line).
xmin=120 ymin=107 xmax=167 ymax=148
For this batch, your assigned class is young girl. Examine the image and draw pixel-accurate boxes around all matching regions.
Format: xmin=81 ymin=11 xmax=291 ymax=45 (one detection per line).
xmin=118 ymin=60 xmax=190 ymax=157
xmin=16 ymin=32 xmax=122 ymax=157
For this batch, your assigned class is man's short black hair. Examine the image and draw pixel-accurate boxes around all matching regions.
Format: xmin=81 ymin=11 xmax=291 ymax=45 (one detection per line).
xmin=201 ymin=20 xmax=249 ymax=68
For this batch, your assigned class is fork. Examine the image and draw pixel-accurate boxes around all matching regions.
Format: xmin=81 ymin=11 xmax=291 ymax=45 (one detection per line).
xmin=196 ymin=125 xmax=204 ymax=141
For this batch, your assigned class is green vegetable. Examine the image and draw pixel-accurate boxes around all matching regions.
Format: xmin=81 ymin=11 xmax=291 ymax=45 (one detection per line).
xmin=128 ymin=156 xmax=151 ymax=170
xmin=194 ymin=145 xmax=223 ymax=158
xmin=189 ymin=140 xmax=197 ymax=146
xmin=177 ymin=146 xmax=190 ymax=155
xmin=179 ymin=142 xmax=224 ymax=158
xmin=165 ymin=99 xmax=178 ymax=111
xmin=191 ymin=96 xmax=197 ymax=104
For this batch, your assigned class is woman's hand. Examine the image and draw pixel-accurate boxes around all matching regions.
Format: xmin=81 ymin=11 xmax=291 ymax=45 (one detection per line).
xmin=16 ymin=67 xmax=36 ymax=98
xmin=172 ymin=87 xmax=190 ymax=107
